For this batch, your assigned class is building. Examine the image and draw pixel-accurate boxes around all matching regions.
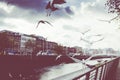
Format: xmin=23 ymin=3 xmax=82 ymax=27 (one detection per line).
xmin=45 ymin=41 xmax=58 ymax=54
xmin=34 ymin=35 xmax=46 ymax=52
xmin=0 ymin=30 xmax=21 ymax=54
xmin=67 ymin=47 xmax=76 ymax=53
xmin=0 ymin=30 xmax=79 ymax=55
xmin=20 ymin=34 xmax=36 ymax=55
xmin=74 ymin=46 xmax=83 ymax=53
xmin=0 ymin=30 xmax=36 ymax=55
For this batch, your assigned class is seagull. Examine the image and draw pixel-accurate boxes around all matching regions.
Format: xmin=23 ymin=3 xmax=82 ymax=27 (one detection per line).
xmin=8 ymin=73 xmax=13 ymax=78
xmin=66 ymin=53 xmax=92 ymax=68
xmin=81 ymin=37 xmax=104 ymax=45
xmin=52 ymin=0 xmax=66 ymax=5
xmin=87 ymin=34 xmax=102 ymax=38
xmin=46 ymin=1 xmax=59 ymax=16
xmin=55 ymin=54 xmax=62 ymax=60
xmin=89 ymin=37 xmax=104 ymax=45
xmin=80 ymin=29 xmax=91 ymax=35
xmin=93 ymin=37 xmax=104 ymax=42
xmin=93 ymin=34 xmax=102 ymax=36
xmin=45 ymin=0 xmax=66 ymax=16
xmin=80 ymin=38 xmax=90 ymax=44
xmin=98 ymin=19 xmax=111 ymax=23
xmin=36 ymin=20 xmax=53 ymax=28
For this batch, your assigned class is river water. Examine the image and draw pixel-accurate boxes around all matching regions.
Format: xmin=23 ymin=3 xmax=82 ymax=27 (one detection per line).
xmin=5 ymin=62 xmax=90 ymax=80
xmin=38 ymin=63 xmax=89 ymax=80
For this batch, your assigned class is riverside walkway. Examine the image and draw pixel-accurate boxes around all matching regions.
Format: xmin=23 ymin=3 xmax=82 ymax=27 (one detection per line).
xmin=116 ymin=58 xmax=120 ymax=80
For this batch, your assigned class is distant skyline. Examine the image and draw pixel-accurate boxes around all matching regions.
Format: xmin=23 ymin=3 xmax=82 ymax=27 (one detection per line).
xmin=0 ymin=0 xmax=120 ymax=50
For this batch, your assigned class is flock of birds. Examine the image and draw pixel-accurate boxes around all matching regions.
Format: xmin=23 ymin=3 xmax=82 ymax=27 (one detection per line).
xmin=36 ymin=0 xmax=66 ymax=28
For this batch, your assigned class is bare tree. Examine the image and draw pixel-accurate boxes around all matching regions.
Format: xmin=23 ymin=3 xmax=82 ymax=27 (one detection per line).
xmin=106 ymin=0 xmax=120 ymax=22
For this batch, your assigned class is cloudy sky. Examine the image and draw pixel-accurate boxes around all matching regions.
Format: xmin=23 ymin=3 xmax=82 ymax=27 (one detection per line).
xmin=0 ymin=0 xmax=120 ymax=50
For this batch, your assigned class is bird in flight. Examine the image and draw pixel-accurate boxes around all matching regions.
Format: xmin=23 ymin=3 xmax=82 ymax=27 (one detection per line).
xmin=80 ymin=37 xmax=104 ymax=45
xmin=45 ymin=0 xmax=66 ymax=16
xmin=87 ymin=34 xmax=102 ymax=38
xmin=36 ymin=20 xmax=53 ymax=28
xmin=89 ymin=37 xmax=104 ymax=45
xmin=98 ymin=19 xmax=111 ymax=23
xmin=46 ymin=1 xmax=59 ymax=16
xmin=93 ymin=34 xmax=102 ymax=36
xmin=80 ymin=29 xmax=91 ymax=35
xmin=52 ymin=0 xmax=66 ymax=5
xmin=55 ymin=54 xmax=62 ymax=61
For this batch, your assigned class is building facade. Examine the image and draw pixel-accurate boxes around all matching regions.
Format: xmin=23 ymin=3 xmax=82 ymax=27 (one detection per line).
xmin=20 ymin=34 xmax=36 ymax=55
xmin=0 ymin=30 xmax=79 ymax=55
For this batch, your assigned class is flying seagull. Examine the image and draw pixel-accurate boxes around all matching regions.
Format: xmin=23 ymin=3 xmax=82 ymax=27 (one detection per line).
xmin=80 ymin=37 xmax=104 ymax=45
xmin=89 ymin=37 xmax=104 ymax=45
xmin=87 ymin=34 xmax=102 ymax=38
xmin=52 ymin=0 xmax=66 ymax=5
xmin=66 ymin=54 xmax=92 ymax=68
xmin=55 ymin=54 xmax=62 ymax=61
xmin=98 ymin=19 xmax=111 ymax=23
xmin=92 ymin=34 xmax=102 ymax=36
xmin=36 ymin=20 xmax=53 ymax=28
xmin=80 ymin=38 xmax=90 ymax=44
xmin=45 ymin=0 xmax=66 ymax=16
xmin=46 ymin=1 xmax=59 ymax=16
xmin=80 ymin=29 xmax=91 ymax=35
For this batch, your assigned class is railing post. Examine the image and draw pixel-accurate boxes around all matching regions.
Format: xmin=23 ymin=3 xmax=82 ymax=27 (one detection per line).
xmin=94 ymin=67 xmax=98 ymax=80
xmin=86 ymin=72 xmax=90 ymax=80
xmin=99 ymin=65 xmax=104 ymax=80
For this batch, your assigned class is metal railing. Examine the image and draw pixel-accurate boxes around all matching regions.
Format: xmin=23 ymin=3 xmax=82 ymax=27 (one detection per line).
xmin=52 ymin=57 xmax=119 ymax=80
xmin=74 ymin=57 xmax=119 ymax=80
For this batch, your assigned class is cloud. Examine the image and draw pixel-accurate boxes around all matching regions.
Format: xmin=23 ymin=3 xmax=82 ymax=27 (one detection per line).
xmin=63 ymin=25 xmax=80 ymax=32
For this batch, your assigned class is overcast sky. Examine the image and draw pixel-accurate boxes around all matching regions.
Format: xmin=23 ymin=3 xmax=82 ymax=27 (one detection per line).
xmin=0 ymin=0 xmax=120 ymax=50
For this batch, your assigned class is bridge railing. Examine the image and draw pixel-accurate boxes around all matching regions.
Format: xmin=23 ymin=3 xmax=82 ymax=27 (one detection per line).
xmin=52 ymin=57 xmax=119 ymax=80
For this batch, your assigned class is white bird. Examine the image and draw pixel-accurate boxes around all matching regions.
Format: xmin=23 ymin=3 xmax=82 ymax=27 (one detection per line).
xmin=55 ymin=54 xmax=62 ymax=60
xmin=66 ymin=54 xmax=91 ymax=68
xmin=8 ymin=73 xmax=13 ymax=78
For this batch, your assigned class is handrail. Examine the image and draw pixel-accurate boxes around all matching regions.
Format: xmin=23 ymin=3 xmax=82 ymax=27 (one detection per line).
xmin=52 ymin=57 xmax=120 ymax=80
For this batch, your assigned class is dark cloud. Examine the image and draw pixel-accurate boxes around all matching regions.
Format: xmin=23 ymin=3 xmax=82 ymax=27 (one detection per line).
xmin=0 ymin=0 xmax=48 ymax=21
xmin=65 ymin=6 xmax=74 ymax=15
xmin=0 ymin=0 xmax=47 ymax=12
xmin=0 ymin=0 xmax=76 ymax=18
